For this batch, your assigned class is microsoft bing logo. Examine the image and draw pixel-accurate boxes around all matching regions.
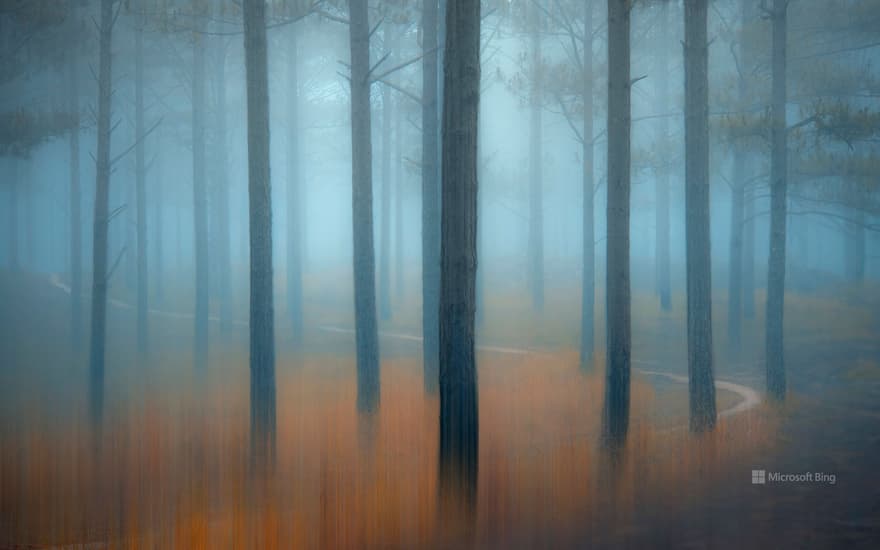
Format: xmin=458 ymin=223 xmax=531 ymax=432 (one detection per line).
xmin=752 ymin=469 xmax=766 ymax=484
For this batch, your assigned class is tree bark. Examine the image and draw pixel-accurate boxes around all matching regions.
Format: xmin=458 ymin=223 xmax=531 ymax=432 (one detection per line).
xmin=243 ymin=0 xmax=276 ymax=467
xmin=135 ymin=9 xmax=149 ymax=356
xmin=68 ymin=41 xmax=82 ymax=349
xmin=603 ymin=0 xmax=632 ymax=449
xmin=684 ymin=0 xmax=717 ymax=432
xmin=528 ymin=4 xmax=544 ymax=312
xmin=580 ymin=1 xmax=595 ymax=370
xmin=349 ymin=0 xmax=380 ymax=413
xmin=287 ymin=28 xmax=304 ymax=346
xmin=766 ymin=0 xmax=787 ymax=401
xmin=89 ymin=0 xmax=114 ymax=430
xmin=422 ymin=0 xmax=441 ymax=394
xmin=439 ymin=0 xmax=480 ymax=508
xmin=192 ymin=7 xmax=209 ymax=368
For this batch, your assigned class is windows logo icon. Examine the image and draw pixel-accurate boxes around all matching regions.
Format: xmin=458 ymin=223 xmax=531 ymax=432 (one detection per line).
xmin=752 ymin=469 xmax=766 ymax=485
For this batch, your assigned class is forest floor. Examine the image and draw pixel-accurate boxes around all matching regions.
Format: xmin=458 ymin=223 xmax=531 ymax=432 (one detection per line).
xmin=1 ymin=268 xmax=879 ymax=548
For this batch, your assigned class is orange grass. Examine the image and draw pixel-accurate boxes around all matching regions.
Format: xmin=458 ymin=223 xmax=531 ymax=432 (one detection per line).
xmin=1 ymin=351 xmax=778 ymax=548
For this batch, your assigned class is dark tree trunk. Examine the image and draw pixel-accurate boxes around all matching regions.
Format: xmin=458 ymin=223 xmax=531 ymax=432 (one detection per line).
xmin=580 ymin=0 xmax=595 ymax=370
xmin=286 ymin=29 xmax=304 ymax=346
xmin=135 ymin=10 xmax=149 ymax=356
xmin=422 ymin=0 xmax=441 ymax=394
xmin=602 ymin=0 xmax=631 ymax=449
xmin=192 ymin=11 xmax=209 ymax=368
xmin=654 ymin=3 xmax=671 ymax=312
xmin=349 ymin=0 xmax=380 ymax=413
xmin=243 ymin=0 xmax=276 ymax=467
xmin=684 ymin=0 xmax=717 ymax=432
xmin=68 ymin=44 xmax=82 ymax=349
xmin=766 ymin=0 xmax=787 ymax=401
xmin=379 ymin=59 xmax=392 ymax=321
xmin=528 ymin=5 xmax=544 ymax=312
xmin=213 ymin=38 xmax=232 ymax=333
xmin=88 ymin=0 xmax=114 ymax=430
xmin=439 ymin=0 xmax=480 ymax=508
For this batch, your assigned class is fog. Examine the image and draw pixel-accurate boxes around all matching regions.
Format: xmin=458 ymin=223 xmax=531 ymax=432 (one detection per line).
xmin=2 ymin=0 xmax=879 ymax=547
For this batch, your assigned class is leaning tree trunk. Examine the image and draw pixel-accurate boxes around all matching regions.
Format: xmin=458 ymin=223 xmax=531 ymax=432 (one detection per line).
xmin=68 ymin=40 xmax=82 ymax=349
xmin=349 ymin=0 xmax=380 ymax=413
xmin=684 ymin=0 xmax=717 ymax=432
xmin=286 ymin=28 xmax=304 ymax=345
xmin=603 ymin=0 xmax=632 ymax=449
xmin=439 ymin=0 xmax=480 ymax=509
xmin=89 ymin=0 xmax=114 ymax=430
xmin=654 ymin=3 xmax=671 ymax=312
xmin=766 ymin=0 xmax=787 ymax=400
xmin=243 ymin=0 xmax=276 ymax=467
xmin=135 ymin=9 xmax=149 ymax=355
xmin=379 ymin=52 xmax=392 ymax=321
xmin=422 ymin=0 xmax=441 ymax=394
xmin=528 ymin=4 xmax=544 ymax=312
xmin=580 ymin=0 xmax=595 ymax=370
xmin=192 ymin=10 xmax=209 ymax=368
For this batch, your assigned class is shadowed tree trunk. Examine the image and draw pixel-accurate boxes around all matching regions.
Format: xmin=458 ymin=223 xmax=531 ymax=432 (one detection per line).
xmin=9 ymin=164 xmax=19 ymax=270
xmin=135 ymin=9 xmax=148 ymax=356
xmin=68 ymin=41 xmax=82 ymax=349
xmin=192 ymin=6 xmax=209 ymax=368
xmin=743 ymin=183 xmax=755 ymax=317
xmin=422 ymin=0 xmax=441 ymax=394
xmin=654 ymin=3 xmax=671 ymax=313
xmin=528 ymin=3 xmax=544 ymax=312
xmin=89 ymin=0 xmax=114 ymax=430
xmin=153 ymin=156 xmax=164 ymax=303
xmin=684 ymin=0 xmax=717 ymax=432
xmin=766 ymin=0 xmax=787 ymax=400
xmin=243 ymin=0 xmax=276 ymax=467
xmin=439 ymin=0 xmax=480 ymax=512
xmin=349 ymin=0 xmax=380 ymax=413
xmin=394 ymin=93 xmax=404 ymax=303
xmin=287 ymin=28 xmax=304 ymax=346
xmin=213 ymin=37 xmax=232 ymax=333
xmin=379 ymin=50 xmax=392 ymax=321
xmin=603 ymin=0 xmax=631 ymax=449
xmin=580 ymin=0 xmax=595 ymax=370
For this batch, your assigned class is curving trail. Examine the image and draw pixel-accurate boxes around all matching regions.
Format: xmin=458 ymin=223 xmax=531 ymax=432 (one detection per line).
xmin=48 ymin=273 xmax=761 ymax=419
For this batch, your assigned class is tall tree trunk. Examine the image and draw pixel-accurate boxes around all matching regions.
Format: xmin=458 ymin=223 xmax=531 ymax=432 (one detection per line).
xmin=379 ymin=56 xmax=392 ymax=321
xmin=89 ymin=0 xmax=114 ymax=430
xmin=287 ymin=29 xmax=304 ymax=346
xmin=9 ymin=165 xmax=18 ymax=270
xmin=728 ymin=170 xmax=744 ymax=354
xmin=580 ymin=0 xmax=595 ymax=370
xmin=213 ymin=38 xmax=232 ymax=333
xmin=243 ymin=0 xmax=276 ymax=467
xmin=69 ymin=44 xmax=82 ymax=349
xmin=654 ymin=4 xmax=671 ymax=312
xmin=743 ymin=183 xmax=755 ymax=317
xmin=603 ymin=0 xmax=631 ymax=448
xmin=684 ymin=0 xmax=717 ymax=432
xmin=135 ymin=9 xmax=149 ymax=355
xmin=528 ymin=5 xmax=544 ymax=312
xmin=349 ymin=0 xmax=380 ymax=413
xmin=193 ymin=9 xmax=209 ymax=368
xmin=766 ymin=0 xmax=787 ymax=400
xmin=394 ymin=93 xmax=404 ymax=302
xmin=439 ymin=0 xmax=480 ymax=509
xmin=422 ymin=0 xmax=441 ymax=394
xmin=153 ymin=155 xmax=164 ymax=303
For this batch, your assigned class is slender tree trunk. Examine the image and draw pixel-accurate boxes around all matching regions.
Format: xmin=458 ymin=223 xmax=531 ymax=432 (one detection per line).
xmin=528 ymin=5 xmax=544 ymax=312
xmin=439 ymin=0 xmax=480 ymax=508
xmin=193 ymin=9 xmax=209 ymax=368
xmin=580 ymin=1 xmax=595 ymax=370
xmin=214 ymin=38 xmax=233 ymax=333
xmin=9 ymin=166 xmax=18 ymax=270
xmin=287 ymin=29 xmax=304 ymax=346
xmin=153 ymin=156 xmax=163 ymax=303
xmin=654 ymin=4 xmax=671 ymax=312
xmin=603 ymin=0 xmax=631 ymax=448
xmin=766 ymin=0 xmax=787 ymax=400
xmin=69 ymin=45 xmax=82 ymax=349
xmin=728 ymin=172 xmax=744 ymax=354
xmin=743 ymin=183 xmax=755 ymax=317
xmin=394 ymin=93 xmax=404 ymax=302
xmin=89 ymin=0 xmax=114 ymax=430
xmin=243 ymin=0 xmax=276 ymax=467
xmin=349 ymin=0 xmax=380 ymax=413
xmin=684 ymin=0 xmax=716 ymax=432
xmin=422 ymin=0 xmax=441 ymax=393
xmin=135 ymin=9 xmax=149 ymax=355
xmin=379 ymin=54 xmax=392 ymax=321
